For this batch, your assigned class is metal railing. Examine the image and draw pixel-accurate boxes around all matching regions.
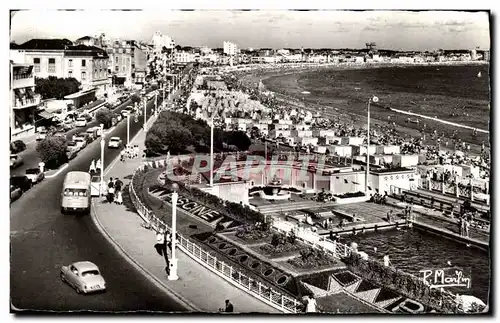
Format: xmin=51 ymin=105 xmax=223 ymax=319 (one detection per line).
xmin=129 ymin=167 xmax=302 ymax=313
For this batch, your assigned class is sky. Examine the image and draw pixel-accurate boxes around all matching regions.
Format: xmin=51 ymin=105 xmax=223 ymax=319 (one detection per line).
xmin=10 ymin=10 xmax=490 ymax=51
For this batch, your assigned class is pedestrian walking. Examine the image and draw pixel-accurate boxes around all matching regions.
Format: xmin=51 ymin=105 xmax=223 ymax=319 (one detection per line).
xmin=383 ymin=254 xmax=391 ymax=267
xmin=120 ymin=149 xmax=126 ymax=162
xmin=89 ymin=159 xmax=96 ymax=174
xmin=96 ymin=159 xmax=102 ymax=172
xmin=305 ymin=295 xmax=317 ymax=313
xmin=134 ymin=145 xmax=139 ymax=158
xmin=387 ymin=210 xmax=393 ymax=223
xmin=114 ymin=179 xmax=123 ymax=193
xmin=464 ymin=220 xmax=470 ymax=238
xmin=107 ymin=184 xmax=115 ymax=203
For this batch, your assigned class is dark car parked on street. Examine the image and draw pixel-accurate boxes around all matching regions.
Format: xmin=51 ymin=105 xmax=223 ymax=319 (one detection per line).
xmin=10 ymin=175 xmax=33 ymax=192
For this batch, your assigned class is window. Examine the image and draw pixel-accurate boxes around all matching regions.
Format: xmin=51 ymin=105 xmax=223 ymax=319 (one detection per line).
xmin=69 ymin=59 xmax=73 ymax=67
xmin=68 ymin=70 xmax=73 ymax=77
xmin=122 ymin=66 xmax=125 ymax=72
xmin=33 ymin=57 xmax=40 ymax=72
xmin=81 ymin=59 xmax=86 ymax=67
xmin=48 ymin=58 xmax=56 ymax=73
xmin=81 ymin=71 xmax=86 ymax=80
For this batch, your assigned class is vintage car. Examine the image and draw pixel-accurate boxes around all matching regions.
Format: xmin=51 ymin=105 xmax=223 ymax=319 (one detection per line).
xmin=25 ymin=168 xmax=45 ymax=184
xmin=75 ymin=117 xmax=87 ymax=127
xmin=10 ymin=154 xmax=24 ymax=168
xmin=107 ymin=137 xmax=122 ymax=149
xmin=10 ymin=185 xmax=23 ymax=203
xmin=60 ymin=261 xmax=106 ymax=294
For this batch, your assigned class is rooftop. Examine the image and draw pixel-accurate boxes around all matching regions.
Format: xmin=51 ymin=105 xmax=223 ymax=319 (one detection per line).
xmin=16 ymin=38 xmax=73 ymax=50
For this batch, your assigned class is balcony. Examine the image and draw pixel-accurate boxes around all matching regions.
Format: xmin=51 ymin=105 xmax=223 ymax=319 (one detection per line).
xmin=12 ymin=74 xmax=35 ymax=89
xmin=13 ymin=93 xmax=41 ymax=109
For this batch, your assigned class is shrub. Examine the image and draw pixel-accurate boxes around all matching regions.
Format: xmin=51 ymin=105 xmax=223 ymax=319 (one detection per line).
xmin=334 ymin=191 xmax=366 ymax=198
xmin=130 ymin=94 xmax=141 ymax=104
xmin=10 ymin=140 xmax=26 ymax=153
xmin=342 ymin=252 xmax=459 ymax=313
xmin=36 ymin=136 xmax=68 ymax=169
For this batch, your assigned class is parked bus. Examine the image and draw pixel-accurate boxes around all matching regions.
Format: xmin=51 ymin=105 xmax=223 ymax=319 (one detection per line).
xmin=61 ymin=171 xmax=91 ymax=214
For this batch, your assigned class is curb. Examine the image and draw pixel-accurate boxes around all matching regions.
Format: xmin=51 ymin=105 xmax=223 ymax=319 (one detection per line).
xmin=45 ymin=164 xmax=69 ymax=178
xmin=90 ymin=200 xmax=200 ymax=312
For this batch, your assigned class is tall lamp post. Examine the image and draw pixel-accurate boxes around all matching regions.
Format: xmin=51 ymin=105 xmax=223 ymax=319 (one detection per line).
xmin=155 ymin=92 xmax=158 ymax=117
xmin=168 ymin=183 xmax=179 ymax=281
xmin=209 ymin=114 xmax=214 ymax=187
xmin=100 ymin=131 xmax=106 ymax=196
xmin=127 ymin=113 xmax=130 ymax=146
xmin=143 ymin=97 xmax=147 ymax=131
xmin=365 ymin=96 xmax=379 ymax=193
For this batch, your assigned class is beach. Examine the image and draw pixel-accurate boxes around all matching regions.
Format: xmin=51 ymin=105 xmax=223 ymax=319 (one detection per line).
xmin=236 ymin=63 xmax=490 ymax=154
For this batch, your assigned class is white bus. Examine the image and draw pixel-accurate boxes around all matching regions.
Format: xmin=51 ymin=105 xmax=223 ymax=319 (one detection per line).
xmin=61 ymin=171 xmax=91 ymax=214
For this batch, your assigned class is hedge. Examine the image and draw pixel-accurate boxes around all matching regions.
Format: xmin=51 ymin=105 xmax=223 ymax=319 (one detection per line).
xmin=342 ymin=252 xmax=461 ymax=313
xmin=139 ymin=166 xmax=265 ymax=225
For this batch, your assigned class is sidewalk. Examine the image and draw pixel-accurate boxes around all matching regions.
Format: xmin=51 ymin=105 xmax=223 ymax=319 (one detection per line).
xmin=91 ymin=114 xmax=281 ymax=313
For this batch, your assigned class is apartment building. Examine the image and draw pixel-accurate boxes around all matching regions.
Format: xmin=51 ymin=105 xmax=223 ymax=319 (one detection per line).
xmin=174 ymin=51 xmax=196 ymax=64
xmin=10 ymin=39 xmax=111 ymax=95
xmin=151 ymin=31 xmax=175 ymax=55
xmin=107 ymin=39 xmax=148 ymax=87
xmin=223 ymin=41 xmax=238 ymax=56
xmin=10 ymin=61 xmax=42 ymax=140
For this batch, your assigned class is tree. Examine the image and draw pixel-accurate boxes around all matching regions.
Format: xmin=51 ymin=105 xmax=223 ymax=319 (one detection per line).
xmin=146 ymin=123 xmax=194 ymax=154
xmin=95 ymin=109 xmax=115 ymax=128
xmin=130 ymin=94 xmax=141 ymax=104
xmin=36 ymin=136 xmax=68 ymax=169
xmin=224 ymin=131 xmax=252 ymax=151
xmin=35 ymin=76 xmax=80 ymax=100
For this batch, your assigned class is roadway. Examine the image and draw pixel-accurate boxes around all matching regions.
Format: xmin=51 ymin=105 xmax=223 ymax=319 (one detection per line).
xmin=11 ymin=98 xmax=137 ymax=177
xmin=10 ymin=90 xmax=188 ymax=312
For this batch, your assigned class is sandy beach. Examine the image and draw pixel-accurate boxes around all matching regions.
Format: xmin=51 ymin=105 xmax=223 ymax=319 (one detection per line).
xmin=234 ymin=63 xmax=490 ymax=155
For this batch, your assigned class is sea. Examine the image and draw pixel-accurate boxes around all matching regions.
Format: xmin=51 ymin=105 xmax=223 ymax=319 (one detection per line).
xmin=263 ymin=64 xmax=491 ymax=141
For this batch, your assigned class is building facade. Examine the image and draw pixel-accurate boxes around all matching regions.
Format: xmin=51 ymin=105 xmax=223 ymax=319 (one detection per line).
xmin=174 ymin=51 xmax=196 ymax=64
xmin=10 ymin=62 xmax=42 ymax=140
xmin=64 ymin=45 xmax=110 ymax=94
xmin=10 ymin=39 xmax=111 ymax=95
xmin=223 ymin=41 xmax=238 ymax=56
xmin=151 ymin=31 xmax=175 ymax=55
xmin=107 ymin=39 xmax=148 ymax=87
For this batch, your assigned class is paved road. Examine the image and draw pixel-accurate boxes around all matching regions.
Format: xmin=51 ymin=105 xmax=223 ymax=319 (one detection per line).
xmin=10 ymin=91 xmax=188 ymax=312
xmin=10 ymin=98 xmax=137 ymax=177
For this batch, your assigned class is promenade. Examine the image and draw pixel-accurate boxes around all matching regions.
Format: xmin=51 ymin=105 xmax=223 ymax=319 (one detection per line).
xmin=91 ymin=120 xmax=281 ymax=313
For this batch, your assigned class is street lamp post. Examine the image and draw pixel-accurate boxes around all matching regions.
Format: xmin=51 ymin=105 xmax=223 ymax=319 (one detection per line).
xmin=155 ymin=92 xmax=158 ymax=117
xmin=365 ymin=96 xmax=378 ymax=193
xmin=100 ymin=133 xmax=106 ymax=196
xmin=209 ymin=115 xmax=214 ymax=187
xmin=168 ymin=183 xmax=179 ymax=281
xmin=127 ymin=113 xmax=130 ymax=146
xmin=143 ymin=97 xmax=147 ymax=131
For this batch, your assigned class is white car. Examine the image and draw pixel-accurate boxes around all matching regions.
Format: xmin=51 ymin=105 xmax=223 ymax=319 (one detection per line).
xmin=75 ymin=118 xmax=87 ymax=127
xmin=60 ymin=261 xmax=106 ymax=294
xmin=74 ymin=137 xmax=87 ymax=150
xmin=108 ymin=137 xmax=122 ymax=148
xmin=37 ymin=130 xmax=48 ymax=141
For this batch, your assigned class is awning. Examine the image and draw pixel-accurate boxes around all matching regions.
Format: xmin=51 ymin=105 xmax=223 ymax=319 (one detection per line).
xmin=38 ymin=110 xmax=54 ymax=119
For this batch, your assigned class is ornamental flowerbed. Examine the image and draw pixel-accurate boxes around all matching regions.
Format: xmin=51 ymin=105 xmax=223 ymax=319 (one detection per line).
xmin=259 ymin=232 xmax=306 ymax=255
xmin=235 ymin=224 xmax=272 ymax=241
xmin=288 ymin=247 xmax=340 ymax=269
